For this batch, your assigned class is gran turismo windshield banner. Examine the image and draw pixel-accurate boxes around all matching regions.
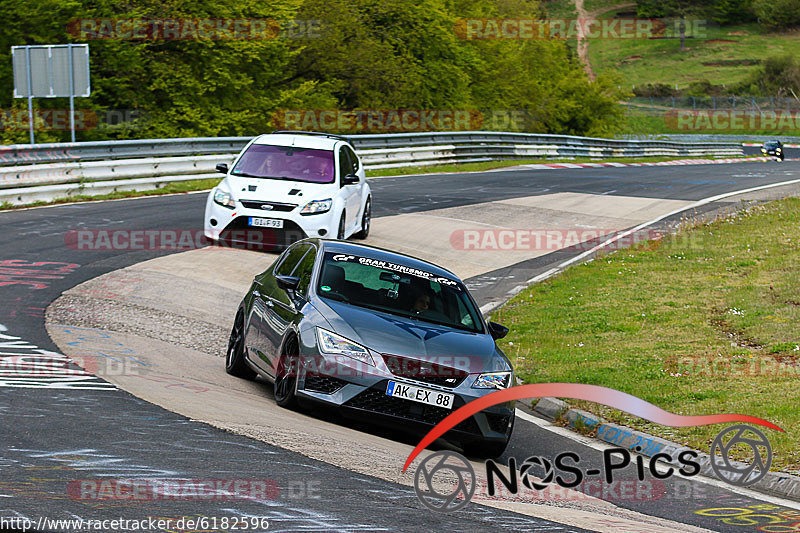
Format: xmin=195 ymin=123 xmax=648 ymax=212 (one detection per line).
xmin=330 ymin=253 xmax=460 ymax=289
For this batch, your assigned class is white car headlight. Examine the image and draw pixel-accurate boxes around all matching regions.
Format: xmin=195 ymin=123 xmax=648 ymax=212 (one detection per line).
xmin=316 ymin=327 xmax=374 ymax=365
xmin=213 ymin=189 xmax=236 ymax=209
xmin=301 ymin=198 xmax=332 ymax=215
xmin=472 ymin=371 xmax=512 ymax=389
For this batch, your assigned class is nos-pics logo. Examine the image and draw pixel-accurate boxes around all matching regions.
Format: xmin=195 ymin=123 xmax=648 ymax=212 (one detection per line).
xmin=413 ymin=425 xmax=773 ymax=513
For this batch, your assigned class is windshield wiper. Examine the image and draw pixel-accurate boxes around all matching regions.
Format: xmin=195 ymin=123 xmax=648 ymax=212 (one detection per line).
xmin=230 ymin=171 xmax=265 ymax=178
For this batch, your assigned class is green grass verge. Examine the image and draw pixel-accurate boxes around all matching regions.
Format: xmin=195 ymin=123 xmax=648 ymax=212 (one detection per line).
xmin=621 ymin=111 xmax=800 ymax=136
xmin=490 ymin=197 xmax=800 ymax=472
xmin=1 ymin=155 xmax=759 ymax=211
xmin=364 ymin=155 xmax=761 ymax=177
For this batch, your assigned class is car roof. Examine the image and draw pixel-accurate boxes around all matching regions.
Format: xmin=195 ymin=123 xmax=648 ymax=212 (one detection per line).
xmin=251 ymin=133 xmax=344 ymax=151
xmin=313 ymin=239 xmax=460 ymax=281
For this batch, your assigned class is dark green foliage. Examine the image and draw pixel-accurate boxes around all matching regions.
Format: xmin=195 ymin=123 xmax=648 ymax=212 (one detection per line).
xmin=633 ymin=83 xmax=679 ymax=97
xmin=635 ymin=0 xmax=757 ymax=24
xmin=731 ymin=54 xmax=800 ymax=96
xmin=752 ymin=0 xmax=800 ymax=29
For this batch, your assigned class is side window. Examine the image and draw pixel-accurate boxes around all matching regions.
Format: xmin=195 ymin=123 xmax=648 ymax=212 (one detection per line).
xmin=456 ymin=296 xmax=476 ymax=330
xmin=338 ymin=147 xmax=352 ymax=185
xmin=294 ymin=246 xmax=317 ymax=297
xmin=345 ymin=145 xmax=359 ymax=173
xmin=276 ymin=244 xmax=311 ymax=277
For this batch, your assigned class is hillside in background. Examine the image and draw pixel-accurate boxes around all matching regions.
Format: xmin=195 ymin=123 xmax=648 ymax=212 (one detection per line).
xmin=543 ymin=0 xmax=800 ymax=91
xmin=540 ymin=0 xmax=800 ymax=135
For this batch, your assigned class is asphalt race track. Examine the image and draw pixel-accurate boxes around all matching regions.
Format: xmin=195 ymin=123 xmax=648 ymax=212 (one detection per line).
xmin=1 ymin=157 xmax=799 ymax=532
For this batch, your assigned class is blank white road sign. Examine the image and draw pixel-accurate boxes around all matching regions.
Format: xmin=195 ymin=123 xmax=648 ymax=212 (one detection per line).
xmin=12 ymin=44 xmax=90 ymax=98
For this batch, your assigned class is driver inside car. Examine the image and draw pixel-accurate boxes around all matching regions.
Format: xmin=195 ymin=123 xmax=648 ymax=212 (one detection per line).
xmin=412 ymin=292 xmax=431 ymax=314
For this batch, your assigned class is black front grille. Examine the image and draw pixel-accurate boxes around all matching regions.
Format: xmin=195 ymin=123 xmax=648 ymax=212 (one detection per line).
xmin=304 ymin=375 xmax=347 ymax=394
xmin=344 ymin=381 xmax=481 ymax=434
xmin=381 ymin=354 xmax=468 ymax=388
xmin=241 ymin=200 xmax=297 ymax=212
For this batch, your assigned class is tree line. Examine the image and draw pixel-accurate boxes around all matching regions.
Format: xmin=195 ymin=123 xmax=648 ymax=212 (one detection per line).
xmin=0 ymin=0 xmax=627 ymax=143
xmin=634 ymin=0 xmax=800 ymax=28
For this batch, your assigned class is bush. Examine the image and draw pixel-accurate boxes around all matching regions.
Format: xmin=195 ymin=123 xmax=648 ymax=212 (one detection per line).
xmin=686 ymin=80 xmax=724 ymax=97
xmin=706 ymin=0 xmax=757 ymax=25
xmin=633 ymin=83 xmax=680 ymax=97
xmin=730 ymin=54 xmax=800 ymax=95
xmin=752 ymin=0 xmax=800 ymax=29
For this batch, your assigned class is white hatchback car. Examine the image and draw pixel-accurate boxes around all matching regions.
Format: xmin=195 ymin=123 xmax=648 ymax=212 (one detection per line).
xmin=204 ymin=131 xmax=371 ymax=250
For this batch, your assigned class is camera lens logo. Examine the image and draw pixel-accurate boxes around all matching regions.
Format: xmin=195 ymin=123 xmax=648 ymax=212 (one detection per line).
xmin=710 ymin=425 xmax=772 ymax=486
xmin=520 ymin=456 xmax=553 ymax=491
xmin=413 ymin=451 xmax=475 ymax=512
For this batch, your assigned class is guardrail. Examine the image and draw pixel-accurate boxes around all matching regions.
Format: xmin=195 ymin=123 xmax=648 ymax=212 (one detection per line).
xmin=624 ymin=134 xmax=800 ymax=144
xmin=0 ymin=132 xmax=744 ymax=205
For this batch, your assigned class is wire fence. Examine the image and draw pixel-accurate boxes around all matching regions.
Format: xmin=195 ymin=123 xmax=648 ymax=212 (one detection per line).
xmin=623 ymin=97 xmax=800 ymax=116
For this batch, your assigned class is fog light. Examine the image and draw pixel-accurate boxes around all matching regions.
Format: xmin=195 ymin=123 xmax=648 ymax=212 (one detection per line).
xmin=318 ymin=228 xmax=327 ymax=236
xmin=210 ymin=218 xmax=218 ymax=227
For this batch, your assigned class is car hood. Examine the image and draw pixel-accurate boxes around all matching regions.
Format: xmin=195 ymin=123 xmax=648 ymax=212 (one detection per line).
xmin=317 ymin=299 xmax=509 ymax=372
xmin=226 ymin=176 xmax=336 ymax=204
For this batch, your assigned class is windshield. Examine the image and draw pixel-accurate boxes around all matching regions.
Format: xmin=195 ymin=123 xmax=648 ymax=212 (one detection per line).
xmin=231 ymin=144 xmax=335 ymax=183
xmin=317 ymin=252 xmax=484 ymax=333
xmin=765 ymin=141 xmax=780 ymax=148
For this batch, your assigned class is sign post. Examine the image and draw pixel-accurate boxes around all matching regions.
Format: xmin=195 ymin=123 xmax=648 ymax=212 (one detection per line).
xmin=11 ymin=44 xmax=90 ymax=144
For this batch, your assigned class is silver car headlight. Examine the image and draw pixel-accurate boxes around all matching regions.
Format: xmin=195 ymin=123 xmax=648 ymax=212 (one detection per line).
xmin=316 ymin=327 xmax=374 ymax=366
xmin=213 ymin=189 xmax=235 ymax=209
xmin=472 ymin=371 xmax=512 ymax=389
xmin=301 ymin=198 xmax=332 ymax=215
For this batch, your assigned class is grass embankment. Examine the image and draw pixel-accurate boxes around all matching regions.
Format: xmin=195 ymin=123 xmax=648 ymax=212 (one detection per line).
xmin=589 ymin=20 xmax=800 ymax=89
xmin=0 ymin=154 xmax=752 ymax=210
xmin=490 ymin=197 xmax=800 ymax=471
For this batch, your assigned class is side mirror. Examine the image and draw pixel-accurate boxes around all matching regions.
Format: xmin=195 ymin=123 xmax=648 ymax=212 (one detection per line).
xmin=276 ymin=275 xmax=300 ymax=292
xmin=216 ymin=163 xmax=229 ymax=174
xmin=488 ymin=321 xmax=509 ymax=340
xmin=342 ymin=174 xmax=359 ymax=185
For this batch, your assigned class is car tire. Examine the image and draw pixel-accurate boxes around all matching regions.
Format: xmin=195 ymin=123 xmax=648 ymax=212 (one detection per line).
xmin=353 ymin=197 xmax=371 ymax=239
xmin=336 ymin=212 xmax=346 ymax=240
xmin=274 ymin=336 xmax=300 ymax=409
xmin=226 ymin=311 xmax=256 ymax=380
